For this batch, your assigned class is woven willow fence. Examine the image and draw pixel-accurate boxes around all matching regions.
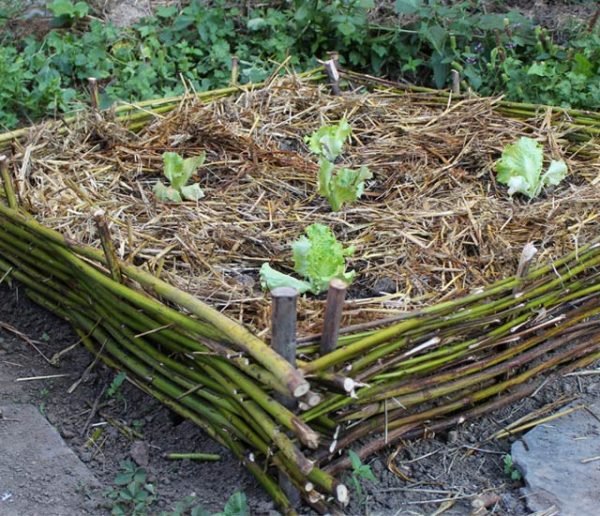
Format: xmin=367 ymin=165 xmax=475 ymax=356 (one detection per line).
xmin=1 ymin=70 xmax=599 ymax=514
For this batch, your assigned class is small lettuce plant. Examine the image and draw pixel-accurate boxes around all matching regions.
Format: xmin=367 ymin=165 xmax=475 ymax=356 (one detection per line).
xmin=495 ymin=137 xmax=567 ymax=199
xmin=305 ymin=118 xmax=372 ymax=211
xmin=153 ymin=152 xmax=206 ymax=202
xmin=259 ymin=223 xmax=355 ymax=294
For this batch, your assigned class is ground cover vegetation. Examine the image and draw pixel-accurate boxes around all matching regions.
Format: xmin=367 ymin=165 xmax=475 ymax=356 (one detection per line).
xmin=0 ymin=0 xmax=598 ymax=130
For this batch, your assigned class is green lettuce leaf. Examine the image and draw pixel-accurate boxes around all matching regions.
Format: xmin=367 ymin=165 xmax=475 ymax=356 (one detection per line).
xmin=259 ymin=263 xmax=311 ymax=294
xmin=318 ymin=159 xmax=335 ymax=197
xmin=153 ymin=181 xmax=182 ymax=202
xmin=292 ymin=223 xmax=355 ymax=294
xmin=305 ymin=118 xmax=352 ymax=161
xmin=495 ymin=137 xmax=567 ymax=198
xmin=180 ymin=183 xmax=205 ymax=201
xmin=323 ymin=164 xmax=373 ymax=211
xmin=541 ymin=160 xmax=568 ymax=187
xmin=156 ymin=152 xmax=206 ymax=203
xmin=260 ymin=224 xmax=355 ymax=295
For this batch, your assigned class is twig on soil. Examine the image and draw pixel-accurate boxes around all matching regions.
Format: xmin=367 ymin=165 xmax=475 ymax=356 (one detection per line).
xmin=489 ymin=404 xmax=585 ymax=440
xmin=15 ymin=373 xmax=71 ymax=381
xmin=80 ymin=382 xmax=108 ymax=437
xmin=0 ymin=321 xmax=54 ymax=365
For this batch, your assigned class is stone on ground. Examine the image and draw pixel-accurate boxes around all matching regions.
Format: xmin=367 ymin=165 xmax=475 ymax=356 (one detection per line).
xmin=0 ymin=404 xmax=101 ymax=516
xmin=511 ymin=401 xmax=600 ymax=514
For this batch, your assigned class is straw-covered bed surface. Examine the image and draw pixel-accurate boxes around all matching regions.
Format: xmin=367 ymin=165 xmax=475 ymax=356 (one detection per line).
xmin=14 ymin=75 xmax=600 ymax=335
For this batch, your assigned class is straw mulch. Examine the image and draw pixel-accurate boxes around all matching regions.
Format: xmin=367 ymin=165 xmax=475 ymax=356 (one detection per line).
xmin=15 ymin=75 xmax=600 ymax=335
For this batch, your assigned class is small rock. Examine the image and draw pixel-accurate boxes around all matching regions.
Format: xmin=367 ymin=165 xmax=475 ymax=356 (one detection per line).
xmin=79 ymin=451 xmax=92 ymax=463
xmin=471 ymin=493 xmax=500 ymax=510
xmin=235 ymin=273 xmax=256 ymax=289
xmin=371 ymin=458 xmax=384 ymax=476
xmin=255 ymin=500 xmax=274 ymax=513
xmin=61 ymin=428 xmax=76 ymax=439
xmin=585 ymin=382 xmax=598 ymax=394
xmin=512 ymin=401 xmax=600 ymax=514
xmin=447 ymin=430 xmax=459 ymax=443
xmin=129 ymin=440 xmax=150 ymax=468
xmin=372 ymin=277 xmax=396 ymax=294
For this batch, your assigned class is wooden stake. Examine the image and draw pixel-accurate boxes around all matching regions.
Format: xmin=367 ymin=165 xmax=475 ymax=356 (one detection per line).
xmin=93 ymin=209 xmax=122 ymax=283
xmin=230 ymin=56 xmax=239 ymax=87
xmin=0 ymin=155 xmax=17 ymax=209
xmin=88 ymin=78 xmax=99 ymax=111
xmin=513 ymin=242 xmax=537 ymax=296
xmin=320 ymin=54 xmax=342 ymax=96
xmin=320 ymin=279 xmax=347 ymax=357
xmin=270 ymin=286 xmax=301 ymax=507
xmin=271 ymin=286 xmax=298 ymax=407
xmin=451 ymin=70 xmax=460 ymax=95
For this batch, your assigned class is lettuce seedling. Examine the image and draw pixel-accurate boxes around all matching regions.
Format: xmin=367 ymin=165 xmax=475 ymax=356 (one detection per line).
xmin=495 ymin=137 xmax=567 ymax=199
xmin=306 ymin=119 xmax=372 ymax=211
xmin=305 ymin=118 xmax=352 ymax=161
xmin=259 ymin=223 xmax=355 ymax=294
xmin=153 ymin=151 xmax=206 ymax=202
xmin=318 ymin=160 xmax=373 ymax=212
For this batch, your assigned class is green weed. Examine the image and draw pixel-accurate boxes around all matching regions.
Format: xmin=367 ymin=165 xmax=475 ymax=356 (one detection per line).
xmin=347 ymin=450 xmax=378 ymax=505
xmin=105 ymin=460 xmax=156 ymax=516
xmin=503 ymin=453 xmax=522 ymax=481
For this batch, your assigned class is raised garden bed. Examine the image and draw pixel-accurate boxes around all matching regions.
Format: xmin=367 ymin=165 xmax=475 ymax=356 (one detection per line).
xmin=0 ymin=69 xmax=599 ymax=514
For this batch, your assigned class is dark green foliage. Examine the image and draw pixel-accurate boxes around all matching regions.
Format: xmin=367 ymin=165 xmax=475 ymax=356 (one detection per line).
xmin=105 ymin=460 xmax=157 ymax=516
xmin=1 ymin=0 xmax=598 ymax=129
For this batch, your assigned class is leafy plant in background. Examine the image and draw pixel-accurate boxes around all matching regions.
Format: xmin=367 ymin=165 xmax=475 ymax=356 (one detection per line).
xmin=154 ymin=152 xmax=206 ymax=202
xmin=106 ymin=371 xmax=127 ymax=398
xmin=347 ymin=450 xmax=378 ymax=504
xmin=204 ymin=492 xmax=249 ymax=516
xmin=159 ymin=491 xmax=248 ymax=516
xmin=495 ymin=137 xmax=567 ymax=198
xmin=306 ymin=118 xmax=373 ymax=211
xmin=260 ymin=223 xmax=355 ymax=294
xmin=105 ymin=460 xmax=156 ymax=516
xmin=48 ymin=0 xmax=90 ymax=27
xmin=0 ymin=0 xmax=599 ymax=129
xmin=503 ymin=454 xmax=522 ymax=481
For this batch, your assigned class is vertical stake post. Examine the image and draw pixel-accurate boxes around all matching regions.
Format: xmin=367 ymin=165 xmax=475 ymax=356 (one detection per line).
xmin=93 ymin=209 xmax=122 ymax=283
xmin=270 ymin=286 xmax=301 ymax=507
xmin=0 ymin=155 xmax=17 ymax=209
xmin=88 ymin=78 xmax=99 ymax=111
xmin=320 ymin=279 xmax=347 ymax=357
xmin=230 ymin=56 xmax=239 ymax=87
xmin=322 ymin=52 xmax=341 ymax=96
xmin=451 ymin=70 xmax=460 ymax=96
